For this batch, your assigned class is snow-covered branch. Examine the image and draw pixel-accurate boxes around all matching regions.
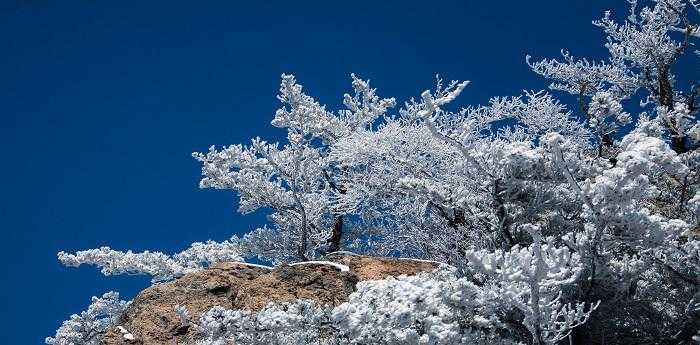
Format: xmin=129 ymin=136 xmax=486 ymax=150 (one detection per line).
xmin=58 ymin=238 xmax=242 ymax=282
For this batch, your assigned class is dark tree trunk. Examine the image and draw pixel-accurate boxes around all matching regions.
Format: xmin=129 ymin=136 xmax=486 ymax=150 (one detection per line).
xmin=327 ymin=215 xmax=343 ymax=253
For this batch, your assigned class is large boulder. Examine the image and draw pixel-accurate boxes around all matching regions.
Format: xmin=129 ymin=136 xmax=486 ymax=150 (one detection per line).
xmin=101 ymin=253 xmax=439 ymax=345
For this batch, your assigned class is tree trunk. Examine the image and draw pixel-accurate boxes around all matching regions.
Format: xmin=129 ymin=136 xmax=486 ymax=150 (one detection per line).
xmin=327 ymin=215 xmax=343 ymax=253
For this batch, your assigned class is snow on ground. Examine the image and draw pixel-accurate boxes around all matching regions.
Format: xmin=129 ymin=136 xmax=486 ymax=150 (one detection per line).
xmin=324 ymin=250 xmax=361 ymax=256
xmin=396 ymin=257 xmax=453 ymax=267
xmin=233 ymin=262 xmax=274 ymax=270
xmin=288 ymin=260 xmax=350 ymax=272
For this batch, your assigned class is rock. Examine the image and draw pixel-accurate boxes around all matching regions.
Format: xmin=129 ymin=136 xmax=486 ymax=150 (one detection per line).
xmin=101 ymin=254 xmax=440 ymax=345
xmin=323 ymin=252 xmax=441 ymax=281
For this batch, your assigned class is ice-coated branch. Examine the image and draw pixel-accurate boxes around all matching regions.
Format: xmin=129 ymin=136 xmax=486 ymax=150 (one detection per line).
xmin=58 ymin=238 xmax=242 ymax=282
xmin=415 ymin=79 xmax=496 ymax=179
xmin=526 ymin=50 xmax=638 ymax=99
xmin=466 ymin=225 xmax=598 ymax=344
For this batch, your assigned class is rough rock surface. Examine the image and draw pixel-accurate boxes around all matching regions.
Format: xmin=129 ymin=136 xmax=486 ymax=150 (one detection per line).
xmin=101 ymin=253 xmax=440 ymax=345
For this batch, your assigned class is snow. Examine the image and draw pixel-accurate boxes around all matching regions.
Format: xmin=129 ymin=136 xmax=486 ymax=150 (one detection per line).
xmin=324 ymin=250 xmax=361 ymax=257
xmin=233 ymin=262 xmax=274 ymax=270
xmin=326 ymin=251 xmax=450 ymax=268
xmin=289 ymin=260 xmax=350 ymax=272
xmin=396 ymin=257 xmax=452 ymax=267
xmin=117 ymin=326 xmax=135 ymax=341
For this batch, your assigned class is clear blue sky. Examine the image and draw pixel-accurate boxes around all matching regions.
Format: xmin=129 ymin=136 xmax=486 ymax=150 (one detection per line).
xmin=0 ymin=0 xmax=657 ymax=342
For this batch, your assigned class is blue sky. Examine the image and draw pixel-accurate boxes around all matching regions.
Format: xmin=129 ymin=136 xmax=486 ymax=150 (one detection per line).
xmin=0 ymin=0 xmax=669 ymax=342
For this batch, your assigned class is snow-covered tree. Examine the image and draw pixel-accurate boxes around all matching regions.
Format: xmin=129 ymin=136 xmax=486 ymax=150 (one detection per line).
xmin=193 ymin=74 xmax=395 ymax=263
xmin=528 ymin=0 xmax=699 ymax=153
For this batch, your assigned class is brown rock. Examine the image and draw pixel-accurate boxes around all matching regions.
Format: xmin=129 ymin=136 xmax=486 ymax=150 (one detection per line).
xmin=101 ymin=254 xmax=439 ymax=345
xmin=323 ymin=252 xmax=441 ymax=281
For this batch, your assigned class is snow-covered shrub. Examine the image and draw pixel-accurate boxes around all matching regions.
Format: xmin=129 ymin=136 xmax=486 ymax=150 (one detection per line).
xmin=186 ymin=268 xmax=515 ymax=345
xmin=467 ymin=225 xmax=597 ymax=345
xmin=193 ymin=300 xmax=336 ymax=345
xmin=332 ymin=268 xmax=510 ymax=345
xmin=45 ymin=292 xmax=129 ymax=345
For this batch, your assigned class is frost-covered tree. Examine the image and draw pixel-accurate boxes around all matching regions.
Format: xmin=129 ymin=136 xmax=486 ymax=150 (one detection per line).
xmin=51 ymin=0 xmax=699 ymax=344
xmin=193 ymin=74 xmax=395 ymax=262
xmin=528 ymin=0 xmax=699 ymax=153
